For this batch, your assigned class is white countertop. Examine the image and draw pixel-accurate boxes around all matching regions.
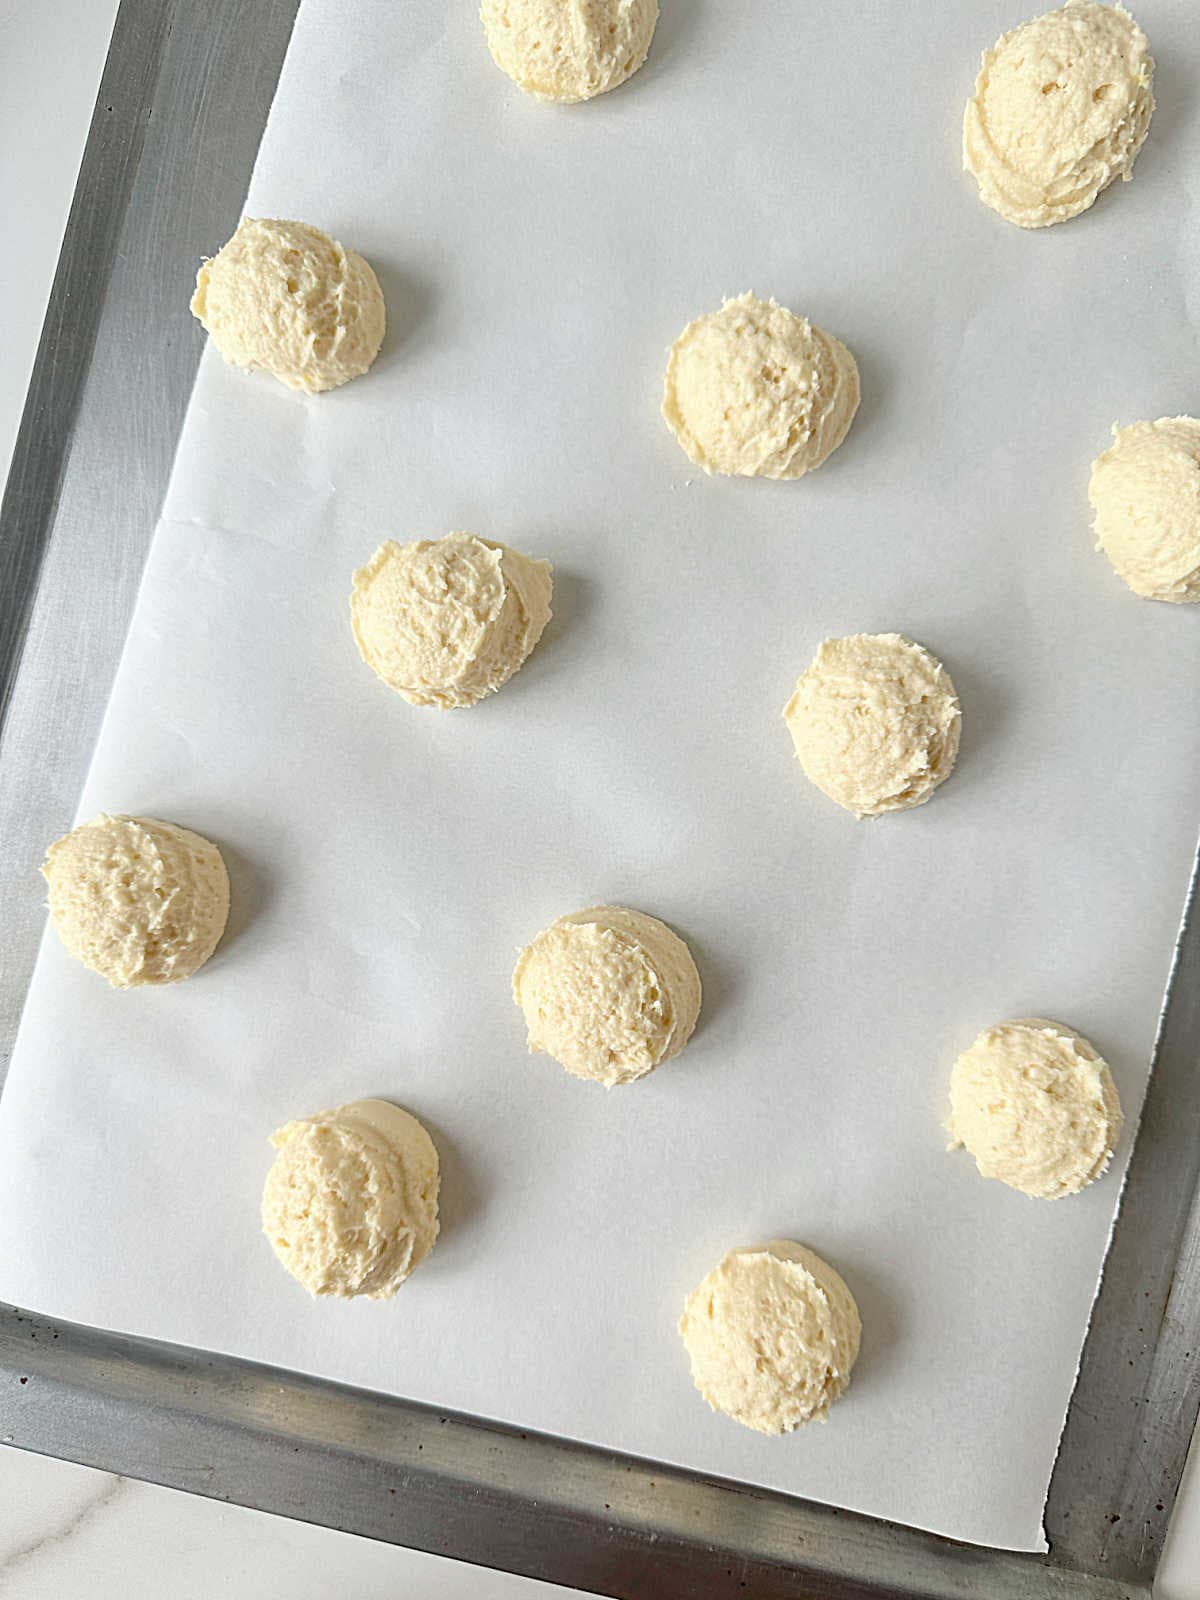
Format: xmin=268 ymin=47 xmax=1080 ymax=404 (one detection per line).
xmin=1 ymin=3 xmax=1197 ymax=1594
xmin=0 ymin=1446 xmax=582 ymax=1598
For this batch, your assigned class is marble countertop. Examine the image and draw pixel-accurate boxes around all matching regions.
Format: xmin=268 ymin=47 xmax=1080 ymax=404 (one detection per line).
xmin=0 ymin=1438 xmax=1196 ymax=1597
xmin=1 ymin=3 xmax=1197 ymax=1594
xmin=0 ymin=1447 xmax=583 ymax=1598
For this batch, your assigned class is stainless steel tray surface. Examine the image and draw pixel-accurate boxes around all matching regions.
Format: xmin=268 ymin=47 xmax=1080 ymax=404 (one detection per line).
xmin=1 ymin=2 xmax=1197 ymax=1595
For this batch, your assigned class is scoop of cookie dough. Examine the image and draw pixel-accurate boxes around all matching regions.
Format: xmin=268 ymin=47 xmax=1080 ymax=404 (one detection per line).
xmin=662 ymin=292 xmax=859 ymax=479
xmin=191 ymin=217 xmax=385 ymax=393
xmin=1089 ymin=417 xmax=1200 ymax=602
xmin=42 ymin=814 xmax=229 ymax=988
xmin=351 ymin=532 xmax=553 ymax=709
xmin=480 ymin=0 xmax=658 ymax=103
xmin=262 ymin=1099 xmax=440 ymax=1298
xmin=948 ymin=1019 xmax=1123 ymax=1199
xmin=963 ymin=1 xmax=1154 ymax=229
xmin=512 ymin=904 xmax=701 ymax=1087
xmin=679 ymin=1241 xmax=861 ymax=1433
xmin=783 ymin=634 xmax=961 ymax=818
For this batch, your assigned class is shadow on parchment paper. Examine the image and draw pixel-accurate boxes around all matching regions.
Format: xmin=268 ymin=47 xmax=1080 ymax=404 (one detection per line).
xmin=210 ymin=837 xmax=272 ymax=967
xmin=625 ymin=0 xmax=707 ymax=92
xmin=497 ymin=567 xmax=595 ymax=704
xmin=679 ymin=926 xmax=739 ymax=1056
xmin=807 ymin=335 xmax=893 ymax=488
xmin=368 ymin=262 xmax=440 ymax=372
xmin=407 ymin=1112 xmax=484 ymax=1266
xmin=823 ymin=1251 xmax=904 ymax=1401
xmin=932 ymin=644 xmax=1014 ymax=809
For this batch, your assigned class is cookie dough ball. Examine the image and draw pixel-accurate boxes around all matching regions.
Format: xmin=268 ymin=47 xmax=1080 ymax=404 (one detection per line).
xmin=262 ymin=1099 xmax=439 ymax=1298
xmin=191 ymin=218 xmax=385 ymax=393
xmin=351 ymin=533 xmax=552 ymax=709
xmin=963 ymin=2 xmax=1154 ymax=229
xmin=662 ymin=293 xmax=859 ymax=480
xmin=481 ymin=0 xmax=658 ymax=103
xmin=42 ymin=814 xmax=229 ymax=988
xmin=679 ymin=1242 xmax=861 ymax=1434
xmin=513 ymin=905 xmax=701 ymax=1087
xmin=948 ymin=1019 xmax=1123 ymax=1199
xmin=1088 ymin=417 xmax=1200 ymax=602
xmin=783 ymin=634 xmax=961 ymax=818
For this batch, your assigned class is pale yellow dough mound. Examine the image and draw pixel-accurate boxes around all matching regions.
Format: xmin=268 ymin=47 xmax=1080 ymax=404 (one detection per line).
xmin=948 ymin=1019 xmax=1123 ymax=1199
xmin=42 ymin=814 xmax=229 ymax=988
xmin=963 ymin=1 xmax=1154 ymax=229
xmin=351 ymin=533 xmax=553 ymax=709
xmin=480 ymin=0 xmax=658 ymax=103
xmin=783 ymin=634 xmax=961 ymax=818
xmin=513 ymin=905 xmax=701 ymax=1087
xmin=191 ymin=218 xmax=385 ymax=393
xmin=1089 ymin=417 xmax=1200 ymax=602
xmin=679 ymin=1242 xmax=861 ymax=1434
xmin=662 ymin=293 xmax=859 ymax=479
xmin=262 ymin=1100 xmax=440 ymax=1298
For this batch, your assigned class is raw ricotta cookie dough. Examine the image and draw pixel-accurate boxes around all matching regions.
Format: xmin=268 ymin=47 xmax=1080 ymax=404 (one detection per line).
xmin=679 ymin=1242 xmax=861 ymax=1433
xmin=480 ymin=0 xmax=658 ymax=103
xmin=191 ymin=217 xmax=386 ymax=393
xmin=42 ymin=814 xmax=230 ymax=988
xmin=947 ymin=1019 xmax=1123 ymax=1199
xmin=662 ymin=293 xmax=860 ymax=479
xmin=1089 ymin=417 xmax=1200 ymax=602
xmin=963 ymin=1 xmax=1154 ymax=228
xmin=512 ymin=905 xmax=701 ymax=1087
xmin=783 ymin=634 xmax=961 ymax=818
xmin=262 ymin=1099 xmax=440 ymax=1298
xmin=351 ymin=533 xmax=553 ymax=709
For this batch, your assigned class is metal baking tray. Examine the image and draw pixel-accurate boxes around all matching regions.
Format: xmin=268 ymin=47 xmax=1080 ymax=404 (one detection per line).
xmin=2 ymin=2 xmax=1197 ymax=1594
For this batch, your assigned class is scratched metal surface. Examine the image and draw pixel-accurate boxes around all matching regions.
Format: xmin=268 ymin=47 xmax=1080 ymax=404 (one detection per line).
xmin=0 ymin=1307 xmax=1147 ymax=1600
xmin=0 ymin=0 xmax=300 ymax=1050
xmin=0 ymin=1 xmax=1195 ymax=1594
xmin=1044 ymin=838 xmax=1200 ymax=1583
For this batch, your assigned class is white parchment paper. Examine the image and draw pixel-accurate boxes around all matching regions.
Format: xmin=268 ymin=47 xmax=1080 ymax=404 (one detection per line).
xmin=2 ymin=0 xmax=1199 ymax=1552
